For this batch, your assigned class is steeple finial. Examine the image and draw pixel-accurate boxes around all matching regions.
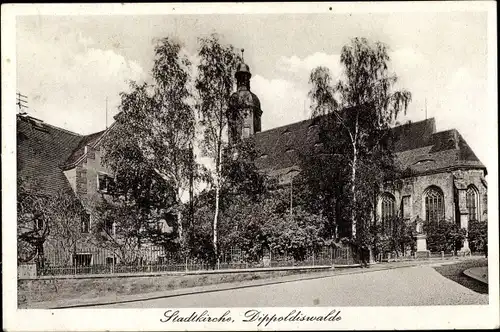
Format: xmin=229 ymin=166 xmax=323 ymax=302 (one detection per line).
xmin=241 ymin=48 xmax=245 ymax=62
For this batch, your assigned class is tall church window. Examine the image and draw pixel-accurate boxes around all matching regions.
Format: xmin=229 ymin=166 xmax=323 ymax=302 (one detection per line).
xmin=381 ymin=193 xmax=396 ymax=232
xmin=425 ymin=186 xmax=444 ymax=224
xmin=466 ymin=185 xmax=478 ymax=221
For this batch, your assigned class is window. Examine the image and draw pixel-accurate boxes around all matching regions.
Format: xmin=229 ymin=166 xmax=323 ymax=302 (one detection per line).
xmin=401 ymin=196 xmax=411 ymax=220
xmin=97 ymin=173 xmax=114 ymax=193
xmin=381 ymin=193 xmax=396 ymax=232
xmin=483 ymin=193 xmax=487 ymax=215
xmin=466 ymin=186 xmax=478 ymax=221
xmin=81 ymin=213 xmax=91 ymax=233
xmin=425 ymin=186 xmax=444 ymax=224
xmin=104 ymin=220 xmax=115 ymax=235
xmin=242 ymin=127 xmax=250 ymax=138
xmin=106 ymin=256 xmax=116 ymax=265
xmin=73 ymin=253 xmax=92 ymax=267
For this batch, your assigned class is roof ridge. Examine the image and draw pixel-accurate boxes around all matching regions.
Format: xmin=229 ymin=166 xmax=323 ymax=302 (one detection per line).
xmin=257 ymin=116 xmax=314 ymax=135
xmin=18 ymin=114 xmax=83 ymax=137
xmin=392 ymin=117 xmax=436 ymax=130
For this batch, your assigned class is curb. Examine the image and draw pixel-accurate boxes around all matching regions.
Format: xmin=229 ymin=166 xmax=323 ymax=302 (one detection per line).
xmin=463 ymin=267 xmax=488 ymax=284
xmin=28 ymin=265 xmax=332 ymax=281
xmin=26 ymin=259 xmax=472 ymax=309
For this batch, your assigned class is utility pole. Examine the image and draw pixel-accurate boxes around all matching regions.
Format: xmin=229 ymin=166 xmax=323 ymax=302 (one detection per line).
xmin=16 ymin=92 xmax=28 ymax=113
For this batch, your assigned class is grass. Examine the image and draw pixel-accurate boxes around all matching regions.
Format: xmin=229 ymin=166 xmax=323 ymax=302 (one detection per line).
xmin=433 ymin=258 xmax=488 ymax=294
xmin=18 ymin=268 xmax=322 ymax=308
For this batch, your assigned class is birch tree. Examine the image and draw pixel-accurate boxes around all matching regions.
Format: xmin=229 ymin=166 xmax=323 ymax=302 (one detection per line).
xmin=309 ymin=37 xmax=411 ymax=239
xmin=195 ymin=34 xmax=240 ymax=264
xmin=100 ymin=37 xmax=196 ymax=254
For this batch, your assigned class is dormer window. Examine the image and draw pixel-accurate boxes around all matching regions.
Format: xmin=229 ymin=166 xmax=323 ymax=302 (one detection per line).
xmin=98 ymin=173 xmax=115 ymax=193
xmin=413 ymin=158 xmax=435 ymax=166
xmin=308 ymin=124 xmax=319 ymax=133
xmin=28 ymin=117 xmax=49 ymax=132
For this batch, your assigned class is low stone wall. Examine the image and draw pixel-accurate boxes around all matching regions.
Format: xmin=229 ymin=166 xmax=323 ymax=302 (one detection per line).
xmin=18 ymin=266 xmax=330 ymax=308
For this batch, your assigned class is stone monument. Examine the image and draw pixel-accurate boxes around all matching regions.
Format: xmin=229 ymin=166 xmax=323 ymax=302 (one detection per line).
xmin=415 ymin=216 xmax=430 ymax=258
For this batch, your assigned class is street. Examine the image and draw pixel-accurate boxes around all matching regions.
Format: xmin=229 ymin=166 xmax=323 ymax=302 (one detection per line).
xmin=96 ymin=264 xmax=488 ymax=308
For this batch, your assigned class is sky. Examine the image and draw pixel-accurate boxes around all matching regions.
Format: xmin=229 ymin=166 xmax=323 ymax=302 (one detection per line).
xmin=15 ymin=8 xmax=494 ymax=171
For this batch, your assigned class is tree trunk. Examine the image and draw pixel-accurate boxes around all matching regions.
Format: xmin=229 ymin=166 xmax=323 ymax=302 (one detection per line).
xmin=350 ymin=144 xmax=358 ymax=238
xmin=176 ymin=188 xmax=184 ymax=255
xmin=350 ymin=115 xmax=359 ymax=239
xmin=212 ymin=145 xmax=223 ymax=269
xmin=213 ymin=182 xmax=220 ymax=268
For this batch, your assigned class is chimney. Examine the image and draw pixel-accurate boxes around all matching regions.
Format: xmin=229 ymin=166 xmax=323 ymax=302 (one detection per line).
xmin=453 ymin=130 xmax=459 ymax=149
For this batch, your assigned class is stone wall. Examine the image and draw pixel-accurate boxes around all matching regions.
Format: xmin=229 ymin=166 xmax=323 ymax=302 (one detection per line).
xmin=380 ymin=172 xmax=455 ymax=222
xmin=378 ymin=168 xmax=487 ymax=225
xmin=452 ymin=169 xmax=487 ymax=222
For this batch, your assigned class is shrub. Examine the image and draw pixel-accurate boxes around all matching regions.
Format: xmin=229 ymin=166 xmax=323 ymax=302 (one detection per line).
xmin=424 ymin=219 xmax=466 ymax=253
xmin=468 ymin=220 xmax=487 ymax=253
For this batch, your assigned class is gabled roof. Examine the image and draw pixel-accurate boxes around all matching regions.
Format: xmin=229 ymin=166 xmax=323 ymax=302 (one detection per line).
xmin=17 ymin=115 xmax=108 ymax=195
xmin=17 ymin=115 xmax=83 ymax=195
xmin=63 ymin=129 xmax=106 ymax=167
xmin=253 ymin=117 xmax=486 ymax=177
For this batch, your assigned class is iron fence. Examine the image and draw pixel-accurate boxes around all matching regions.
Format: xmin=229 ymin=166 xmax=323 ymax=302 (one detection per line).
xmin=30 ymin=245 xmax=358 ymax=277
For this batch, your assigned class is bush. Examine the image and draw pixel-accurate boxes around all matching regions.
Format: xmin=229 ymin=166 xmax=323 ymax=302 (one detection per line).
xmin=468 ymin=220 xmax=487 ymax=253
xmin=424 ymin=219 xmax=466 ymax=253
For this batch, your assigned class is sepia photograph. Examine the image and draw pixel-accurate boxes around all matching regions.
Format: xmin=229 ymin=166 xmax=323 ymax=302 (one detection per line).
xmin=2 ymin=2 xmax=498 ymax=331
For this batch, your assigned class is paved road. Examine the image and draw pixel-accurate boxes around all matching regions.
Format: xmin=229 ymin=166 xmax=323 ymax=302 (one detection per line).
xmin=98 ymin=264 xmax=488 ymax=308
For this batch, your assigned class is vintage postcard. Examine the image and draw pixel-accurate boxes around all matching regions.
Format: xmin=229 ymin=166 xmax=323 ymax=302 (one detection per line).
xmin=2 ymin=2 xmax=499 ymax=331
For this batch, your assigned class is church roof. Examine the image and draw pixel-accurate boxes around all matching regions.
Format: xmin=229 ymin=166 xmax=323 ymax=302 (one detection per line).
xmin=254 ymin=117 xmax=486 ymax=177
xmin=230 ymin=89 xmax=261 ymax=111
xmin=17 ymin=115 xmax=107 ymax=195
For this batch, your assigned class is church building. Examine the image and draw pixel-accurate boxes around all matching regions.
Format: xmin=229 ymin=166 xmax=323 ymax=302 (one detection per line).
xmin=17 ymin=59 xmax=488 ymax=268
xmin=226 ymin=60 xmax=488 ymax=254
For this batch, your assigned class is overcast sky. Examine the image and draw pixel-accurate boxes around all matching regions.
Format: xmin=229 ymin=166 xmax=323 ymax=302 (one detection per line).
xmin=16 ymin=8 xmax=494 ymax=170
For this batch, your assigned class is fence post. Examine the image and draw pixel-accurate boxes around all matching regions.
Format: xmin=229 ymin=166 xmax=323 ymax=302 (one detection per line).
xmin=312 ymin=250 xmax=315 ymax=266
xmin=185 ymin=257 xmax=188 ymax=272
xmin=441 ymin=251 xmax=444 ymax=260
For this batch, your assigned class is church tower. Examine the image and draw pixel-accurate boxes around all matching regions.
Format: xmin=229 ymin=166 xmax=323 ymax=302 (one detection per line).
xmin=228 ymin=50 xmax=262 ymax=146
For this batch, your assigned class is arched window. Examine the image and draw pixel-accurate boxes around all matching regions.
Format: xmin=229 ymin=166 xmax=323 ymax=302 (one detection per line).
xmin=425 ymin=186 xmax=444 ymax=224
xmin=466 ymin=185 xmax=478 ymax=221
xmin=381 ymin=193 xmax=396 ymax=232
